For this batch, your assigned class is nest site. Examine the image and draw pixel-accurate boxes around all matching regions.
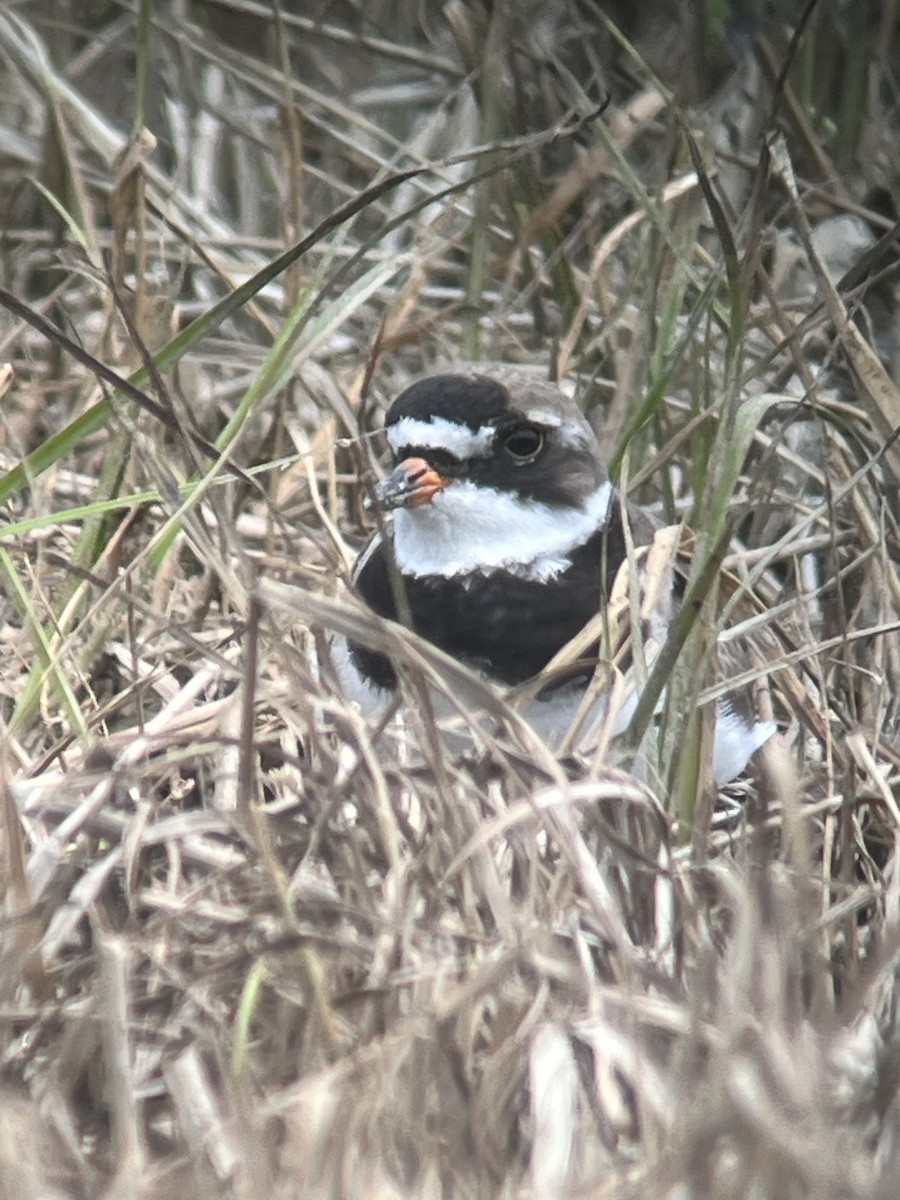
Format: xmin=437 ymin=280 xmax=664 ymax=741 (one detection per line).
xmin=1 ymin=2 xmax=900 ymax=1197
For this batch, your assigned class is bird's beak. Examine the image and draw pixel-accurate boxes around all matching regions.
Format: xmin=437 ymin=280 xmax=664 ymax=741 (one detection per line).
xmin=372 ymin=457 xmax=449 ymax=510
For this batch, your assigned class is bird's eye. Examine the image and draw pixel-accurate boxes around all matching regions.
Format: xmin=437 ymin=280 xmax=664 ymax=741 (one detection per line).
xmin=501 ymin=426 xmax=544 ymax=462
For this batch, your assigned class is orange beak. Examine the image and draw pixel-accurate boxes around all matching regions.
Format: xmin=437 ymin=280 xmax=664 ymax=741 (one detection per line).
xmin=372 ymin=456 xmax=449 ymax=510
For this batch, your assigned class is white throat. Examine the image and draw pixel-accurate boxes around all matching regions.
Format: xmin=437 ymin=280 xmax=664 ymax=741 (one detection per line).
xmin=391 ymin=480 xmax=613 ymax=582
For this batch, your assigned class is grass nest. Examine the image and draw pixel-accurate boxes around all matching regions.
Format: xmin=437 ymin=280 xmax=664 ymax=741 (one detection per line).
xmin=1 ymin=2 xmax=899 ymax=1196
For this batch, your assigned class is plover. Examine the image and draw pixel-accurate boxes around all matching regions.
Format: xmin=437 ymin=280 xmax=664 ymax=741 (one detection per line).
xmin=340 ymin=367 xmax=774 ymax=783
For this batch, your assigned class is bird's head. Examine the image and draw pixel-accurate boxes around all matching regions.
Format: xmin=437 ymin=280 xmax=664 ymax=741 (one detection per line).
xmin=372 ymin=369 xmax=613 ymax=580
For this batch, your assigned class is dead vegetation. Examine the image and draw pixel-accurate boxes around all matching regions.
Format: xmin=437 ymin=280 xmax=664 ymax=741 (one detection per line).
xmin=1 ymin=1 xmax=900 ymax=1196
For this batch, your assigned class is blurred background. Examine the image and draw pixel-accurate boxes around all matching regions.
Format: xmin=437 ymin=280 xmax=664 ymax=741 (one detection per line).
xmin=1 ymin=3 xmax=899 ymax=1197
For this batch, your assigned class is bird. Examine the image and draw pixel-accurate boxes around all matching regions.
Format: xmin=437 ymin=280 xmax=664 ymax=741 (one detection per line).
xmin=337 ymin=366 xmax=775 ymax=784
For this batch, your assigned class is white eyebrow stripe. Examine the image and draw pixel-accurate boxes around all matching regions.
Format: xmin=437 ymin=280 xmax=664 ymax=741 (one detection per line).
xmin=386 ymin=416 xmax=496 ymax=459
xmin=522 ymin=408 xmax=562 ymax=426
xmin=523 ymin=409 xmax=592 ymax=448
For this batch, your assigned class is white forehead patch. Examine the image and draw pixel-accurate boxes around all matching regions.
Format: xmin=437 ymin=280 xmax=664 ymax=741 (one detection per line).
xmin=386 ymin=416 xmax=496 ymax=460
xmin=391 ymin=480 xmax=613 ymax=582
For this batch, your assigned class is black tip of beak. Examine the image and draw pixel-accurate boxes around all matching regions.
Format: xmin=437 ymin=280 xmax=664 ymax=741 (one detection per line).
xmin=371 ymin=457 xmax=448 ymax=510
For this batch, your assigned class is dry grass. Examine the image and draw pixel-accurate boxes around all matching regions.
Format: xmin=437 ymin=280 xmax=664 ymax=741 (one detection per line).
xmin=2 ymin=2 xmax=900 ymax=1196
